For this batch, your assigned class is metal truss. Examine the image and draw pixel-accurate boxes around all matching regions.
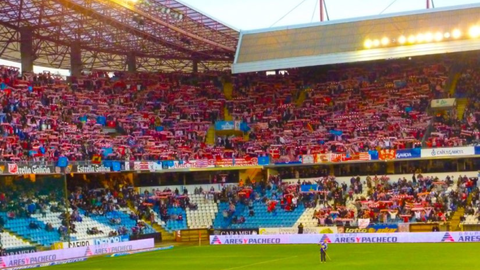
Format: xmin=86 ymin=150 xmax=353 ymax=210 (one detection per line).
xmin=0 ymin=0 xmax=238 ymax=72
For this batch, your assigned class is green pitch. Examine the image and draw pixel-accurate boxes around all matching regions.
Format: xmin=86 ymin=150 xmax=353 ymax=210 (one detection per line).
xmin=50 ymin=243 xmax=480 ymax=270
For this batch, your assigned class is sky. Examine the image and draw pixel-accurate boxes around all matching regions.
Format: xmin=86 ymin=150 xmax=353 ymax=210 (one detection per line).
xmin=2 ymin=0 xmax=480 ymax=74
xmin=180 ymin=0 xmax=480 ymax=31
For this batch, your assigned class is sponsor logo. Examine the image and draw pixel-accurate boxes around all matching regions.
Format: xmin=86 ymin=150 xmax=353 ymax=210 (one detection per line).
xmin=334 ymin=237 xmax=398 ymax=243
xmin=457 ymin=235 xmax=480 ymax=242
xmin=214 ymin=230 xmax=258 ymax=235
xmin=320 ymin=234 xmax=331 ymax=243
xmin=441 ymin=232 xmax=455 ymax=242
xmin=76 ymin=165 xmax=111 ymax=173
xmin=7 ymin=164 xmax=53 ymax=174
xmin=211 ymin=236 xmax=222 ymax=245
xmin=396 ymin=152 xmax=412 ymax=159
xmin=85 ymin=247 xmax=93 ymax=257
xmin=221 ymin=238 xmax=281 ymax=245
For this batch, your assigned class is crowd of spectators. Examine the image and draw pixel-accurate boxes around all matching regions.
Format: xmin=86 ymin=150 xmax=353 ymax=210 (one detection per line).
xmin=226 ymin=59 xmax=450 ymax=162
xmin=426 ymin=59 xmax=480 ymax=147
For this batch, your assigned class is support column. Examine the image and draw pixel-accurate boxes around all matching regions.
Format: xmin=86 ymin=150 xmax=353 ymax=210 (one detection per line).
xmin=426 ymin=0 xmax=430 ymax=9
xmin=127 ymin=52 xmax=137 ymax=73
xmin=20 ymin=27 xmax=34 ymax=74
xmin=70 ymin=43 xmax=82 ymax=77
xmin=192 ymin=59 xmax=198 ymax=74
xmin=320 ymin=0 xmax=324 ymax=22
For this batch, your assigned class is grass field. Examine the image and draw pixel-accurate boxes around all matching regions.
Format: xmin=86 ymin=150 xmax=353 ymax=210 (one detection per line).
xmin=50 ymin=243 xmax=480 ymax=270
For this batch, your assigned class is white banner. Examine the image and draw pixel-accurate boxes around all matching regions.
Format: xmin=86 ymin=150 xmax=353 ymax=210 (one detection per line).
xmin=421 ymin=147 xmax=475 ymax=158
xmin=210 ymin=232 xmax=480 ymax=245
xmin=431 ymin=98 xmax=456 ymax=108
xmin=57 ymin=235 xmax=130 ymax=249
xmin=1 ymin=239 xmax=154 ymax=268
xmin=259 ymin=227 xmax=337 ymax=235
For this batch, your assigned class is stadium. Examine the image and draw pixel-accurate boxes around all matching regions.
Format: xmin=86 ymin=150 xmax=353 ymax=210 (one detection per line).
xmin=0 ymin=0 xmax=479 ymax=269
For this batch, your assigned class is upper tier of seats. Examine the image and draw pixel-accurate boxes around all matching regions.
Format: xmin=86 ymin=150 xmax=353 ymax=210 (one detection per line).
xmin=0 ymin=55 xmax=477 ymax=163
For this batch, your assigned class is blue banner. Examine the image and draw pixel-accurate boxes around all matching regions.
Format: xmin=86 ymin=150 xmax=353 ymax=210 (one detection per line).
xmin=96 ymin=116 xmax=107 ymax=126
xmin=274 ymin=161 xmax=302 ymax=165
xmin=57 ymin=156 xmax=69 ymax=168
xmin=112 ymin=161 xmax=121 ymax=172
xmin=475 ymin=146 xmax=480 ymax=155
xmin=301 ymin=185 xmax=318 ymax=192
xmin=258 ymin=156 xmax=270 ymax=166
xmin=215 ymin=121 xmax=235 ymax=131
xmin=368 ymin=150 xmax=379 ymax=160
xmin=395 ymin=148 xmax=421 ymax=159
xmin=329 ymin=130 xmax=343 ymax=136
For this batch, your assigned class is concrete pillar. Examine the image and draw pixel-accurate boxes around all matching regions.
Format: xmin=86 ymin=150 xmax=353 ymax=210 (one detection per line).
xmin=70 ymin=43 xmax=82 ymax=77
xmin=20 ymin=27 xmax=34 ymax=74
xmin=127 ymin=52 xmax=136 ymax=73
xmin=192 ymin=59 xmax=198 ymax=74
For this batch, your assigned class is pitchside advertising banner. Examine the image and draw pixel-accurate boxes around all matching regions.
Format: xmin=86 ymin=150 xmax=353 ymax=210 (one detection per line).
xmin=259 ymin=227 xmax=338 ymax=235
xmin=212 ymin=229 xmax=259 ymax=235
xmin=1 ymin=239 xmax=154 ymax=268
xmin=209 ymin=232 xmax=480 ymax=245
xmin=54 ymin=235 xmax=130 ymax=249
xmin=420 ymin=146 xmax=475 ymax=158
xmin=339 ymin=225 xmax=399 ymax=233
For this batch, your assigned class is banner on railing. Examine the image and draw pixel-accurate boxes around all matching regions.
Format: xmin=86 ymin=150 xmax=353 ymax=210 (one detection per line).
xmin=215 ymin=158 xmax=258 ymax=167
xmin=74 ymin=164 xmax=112 ymax=173
xmin=2 ymin=239 xmax=153 ymax=268
xmin=6 ymin=164 xmax=56 ymax=175
xmin=475 ymin=146 xmax=480 ymax=155
xmin=259 ymin=227 xmax=337 ymax=235
xmin=431 ymin=98 xmax=456 ymax=108
xmin=421 ymin=146 xmax=475 ymax=158
xmin=395 ymin=148 xmax=421 ymax=159
xmin=210 ymin=231 xmax=480 ymax=245
xmin=55 ymin=235 xmax=130 ymax=249
xmin=212 ymin=229 xmax=259 ymax=235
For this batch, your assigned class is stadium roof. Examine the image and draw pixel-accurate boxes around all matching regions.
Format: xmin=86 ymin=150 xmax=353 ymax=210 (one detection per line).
xmin=233 ymin=3 xmax=480 ymax=74
xmin=0 ymin=0 xmax=239 ymax=72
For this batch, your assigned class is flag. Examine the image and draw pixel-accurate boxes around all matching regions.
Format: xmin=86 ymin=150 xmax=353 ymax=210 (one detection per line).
xmin=57 ymin=156 xmax=69 ymax=168
xmin=306 ymin=123 xmax=314 ymax=132
xmin=92 ymin=154 xmax=102 ymax=164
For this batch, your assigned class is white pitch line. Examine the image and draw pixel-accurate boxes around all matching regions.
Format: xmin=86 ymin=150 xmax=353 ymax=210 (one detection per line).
xmin=222 ymin=255 xmax=299 ymax=270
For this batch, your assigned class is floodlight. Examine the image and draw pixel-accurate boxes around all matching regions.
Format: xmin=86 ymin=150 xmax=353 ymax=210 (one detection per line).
xmin=398 ymin=36 xmax=407 ymax=44
xmin=373 ymin=39 xmax=380 ymax=47
xmin=469 ymin=26 xmax=480 ymax=38
xmin=408 ymin=35 xmax=416 ymax=43
xmin=381 ymin=37 xmax=389 ymax=46
xmin=452 ymin=29 xmax=462 ymax=39
xmin=364 ymin=39 xmax=372 ymax=49
xmin=434 ymin=32 xmax=443 ymax=41
xmin=416 ymin=34 xmax=424 ymax=43
xmin=425 ymin=32 xmax=433 ymax=42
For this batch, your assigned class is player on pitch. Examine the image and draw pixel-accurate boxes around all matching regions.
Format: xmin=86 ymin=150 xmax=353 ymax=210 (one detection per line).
xmin=319 ymin=239 xmax=328 ymax=263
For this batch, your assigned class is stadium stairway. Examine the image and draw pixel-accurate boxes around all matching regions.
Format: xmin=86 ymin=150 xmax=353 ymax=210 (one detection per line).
xmin=224 ymin=107 xmax=233 ymax=121
xmin=296 ymin=89 xmax=306 ymax=107
xmin=456 ymin=98 xmax=468 ymax=121
xmin=206 ymin=125 xmax=216 ymax=145
xmin=223 ymin=82 xmax=233 ymax=100
xmin=186 ymin=194 xmax=218 ymax=229
xmin=449 ymin=208 xmax=465 ymax=231
xmin=448 ymin=73 xmax=461 ymax=97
